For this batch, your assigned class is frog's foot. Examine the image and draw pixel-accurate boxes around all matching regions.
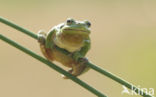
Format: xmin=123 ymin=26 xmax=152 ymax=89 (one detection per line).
xmin=78 ymin=58 xmax=90 ymax=74
xmin=37 ymin=30 xmax=46 ymax=45
xmin=78 ymin=57 xmax=89 ymax=65
xmin=72 ymin=58 xmax=89 ymax=76
xmin=62 ymin=58 xmax=89 ymax=79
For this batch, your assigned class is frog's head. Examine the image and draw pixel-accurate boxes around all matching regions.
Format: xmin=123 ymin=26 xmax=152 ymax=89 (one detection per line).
xmin=60 ymin=18 xmax=91 ymax=37
xmin=56 ymin=18 xmax=91 ymax=52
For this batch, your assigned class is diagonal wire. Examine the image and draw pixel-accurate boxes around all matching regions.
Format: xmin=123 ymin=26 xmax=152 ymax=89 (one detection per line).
xmin=0 ymin=34 xmax=107 ymax=97
xmin=0 ymin=17 xmax=152 ymax=97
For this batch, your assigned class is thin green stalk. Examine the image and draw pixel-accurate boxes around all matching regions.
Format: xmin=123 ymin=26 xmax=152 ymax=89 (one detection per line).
xmin=0 ymin=17 xmax=152 ymax=97
xmin=0 ymin=34 xmax=107 ymax=97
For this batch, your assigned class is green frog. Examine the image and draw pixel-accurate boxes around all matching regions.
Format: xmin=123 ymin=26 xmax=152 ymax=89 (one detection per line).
xmin=37 ymin=18 xmax=91 ymax=79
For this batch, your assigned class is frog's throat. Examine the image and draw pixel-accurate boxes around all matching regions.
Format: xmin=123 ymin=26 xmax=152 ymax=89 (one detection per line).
xmin=53 ymin=35 xmax=84 ymax=53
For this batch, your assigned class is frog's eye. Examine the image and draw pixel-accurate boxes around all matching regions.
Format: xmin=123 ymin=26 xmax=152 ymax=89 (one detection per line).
xmin=85 ymin=21 xmax=91 ymax=27
xmin=67 ymin=18 xmax=75 ymax=25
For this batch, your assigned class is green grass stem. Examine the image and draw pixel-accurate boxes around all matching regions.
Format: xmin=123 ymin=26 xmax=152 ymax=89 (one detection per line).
xmin=0 ymin=34 xmax=107 ymax=97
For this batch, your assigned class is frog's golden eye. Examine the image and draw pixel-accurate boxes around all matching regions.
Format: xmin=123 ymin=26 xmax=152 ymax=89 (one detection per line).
xmin=67 ymin=18 xmax=74 ymax=25
xmin=85 ymin=21 xmax=91 ymax=27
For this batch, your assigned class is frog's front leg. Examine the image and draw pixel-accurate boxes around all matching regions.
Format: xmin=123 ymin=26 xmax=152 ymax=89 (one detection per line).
xmin=37 ymin=30 xmax=46 ymax=45
xmin=73 ymin=39 xmax=91 ymax=61
xmin=45 ymin=28 xmax=56 ymax=49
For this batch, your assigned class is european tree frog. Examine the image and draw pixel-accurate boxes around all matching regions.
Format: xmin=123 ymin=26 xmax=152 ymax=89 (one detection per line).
xmin=37 ymin=18 xmax=91 ymax=78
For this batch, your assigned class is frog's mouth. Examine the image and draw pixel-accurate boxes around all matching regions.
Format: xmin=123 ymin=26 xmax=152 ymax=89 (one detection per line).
xmin=64 ymin=28 xmax=90 ymax=33
xmin=63 ymin=28 xmax=90 ymax=35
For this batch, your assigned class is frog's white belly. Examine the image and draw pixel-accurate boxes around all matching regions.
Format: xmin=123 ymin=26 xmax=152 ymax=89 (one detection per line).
xmin=54 ymin=37 xmax=82 ymax=52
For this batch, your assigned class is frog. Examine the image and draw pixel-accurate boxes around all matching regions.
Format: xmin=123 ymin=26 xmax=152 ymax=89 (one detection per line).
xmin=37 ymin=18 xmax=91 ymax=79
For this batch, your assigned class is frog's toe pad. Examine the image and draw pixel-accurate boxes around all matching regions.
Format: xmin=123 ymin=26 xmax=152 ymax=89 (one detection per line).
xmin=79 ymin=58 xmax=88 ymax=64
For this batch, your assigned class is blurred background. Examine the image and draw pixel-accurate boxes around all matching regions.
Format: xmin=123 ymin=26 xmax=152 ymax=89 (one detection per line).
xmin=0 ymin=0 xmax=155 ymax=97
